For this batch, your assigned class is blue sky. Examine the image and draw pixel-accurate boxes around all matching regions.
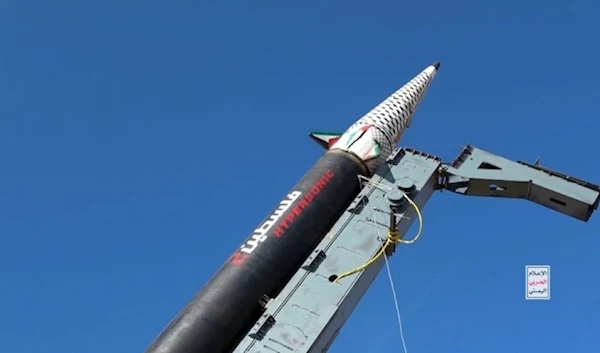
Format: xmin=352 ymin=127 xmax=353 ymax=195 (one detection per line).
xmin=1 ymin=1 xmax=599 ymax=352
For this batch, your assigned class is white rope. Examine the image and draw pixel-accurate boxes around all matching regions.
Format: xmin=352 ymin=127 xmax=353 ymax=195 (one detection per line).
xmin=383 ymin=250 xmax=408 ymax=353
xmin=358 ymin=174 xmax=409 ymax=353
xmin=357 ymin=175 xmax=393 ymax=191
xmin=370 ymin=201 xmax=409 ymax=353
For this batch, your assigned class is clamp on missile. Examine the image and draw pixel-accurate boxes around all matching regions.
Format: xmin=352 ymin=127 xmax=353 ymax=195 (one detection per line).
xmin=144 ymin=61 xmax=441 ymax=353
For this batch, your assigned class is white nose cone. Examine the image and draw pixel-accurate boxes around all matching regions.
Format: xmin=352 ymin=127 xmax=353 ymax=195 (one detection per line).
xmin=330 ymin=62 xmax=440 ymax=174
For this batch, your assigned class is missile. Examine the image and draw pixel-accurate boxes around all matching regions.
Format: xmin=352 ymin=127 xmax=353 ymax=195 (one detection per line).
xmin=144 ymin=61 xmax=440 ymax=353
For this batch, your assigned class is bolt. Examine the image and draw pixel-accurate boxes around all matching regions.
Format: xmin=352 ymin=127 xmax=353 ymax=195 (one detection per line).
xmin=397 ymin=178 xmax=415 ymax=192
xmin=387 ymin=190 xmax=405 ymax=206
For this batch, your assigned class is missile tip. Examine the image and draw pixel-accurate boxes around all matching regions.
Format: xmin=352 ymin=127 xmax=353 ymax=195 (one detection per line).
xmin=432 ymin=61 xmax=441 ymax=70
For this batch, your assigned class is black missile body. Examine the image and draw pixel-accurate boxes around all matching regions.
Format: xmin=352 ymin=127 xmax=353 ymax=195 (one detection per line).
xmin=145 ymin=151 xmax=366 ymax=353
xmin=144 ymin=62 xmax=439 ymax=353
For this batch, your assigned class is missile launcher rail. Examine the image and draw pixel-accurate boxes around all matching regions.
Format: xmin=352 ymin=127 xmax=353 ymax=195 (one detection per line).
xmin=232 ymin=146 xmax=598 ymax=353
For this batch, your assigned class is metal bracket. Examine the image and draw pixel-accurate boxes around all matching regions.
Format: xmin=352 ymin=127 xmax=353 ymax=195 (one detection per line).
xmin=439 ymin=145 xmax=600 ymax=222
xmin=248 ymin=314 xmax=276 ymax=341
xmin=302 ymin=249 xmax=327 ymax=272
xmin=347 ymin=193 xmax=369 ymax=214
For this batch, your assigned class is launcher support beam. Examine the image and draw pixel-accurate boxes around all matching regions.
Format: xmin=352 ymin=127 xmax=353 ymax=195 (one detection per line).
xmin=438 ymin=145 xmax=600 ymax=222
xmin=232 ymin=145 xmax=598 ymax=353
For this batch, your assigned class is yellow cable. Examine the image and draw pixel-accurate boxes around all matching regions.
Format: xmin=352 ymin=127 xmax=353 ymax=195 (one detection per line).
xmin=397 ymin=192 xmax=423 ymax=245
xmin=333 ymin=192 xmax=423 ymax=283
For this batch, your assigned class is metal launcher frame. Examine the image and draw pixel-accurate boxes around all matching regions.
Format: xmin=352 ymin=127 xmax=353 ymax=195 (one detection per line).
xmin=232 ymin=145 xmax=599 ymax=353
